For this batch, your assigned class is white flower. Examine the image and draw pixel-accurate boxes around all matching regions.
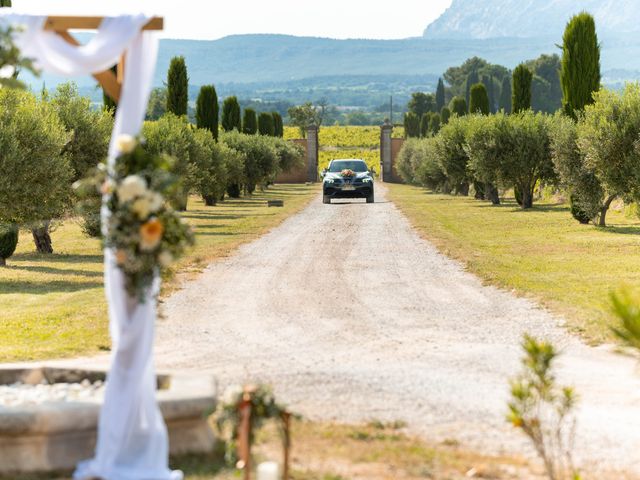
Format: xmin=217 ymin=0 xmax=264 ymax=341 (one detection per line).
xmin=158 ymin=251 xmax=173 ymax=267
xmin=132 ymin=196 xmax=152 ymax=219
xmin=115 ymin=134 xmax=137 ymax=154
xmin=148 ymin=192 xmax=164 ymax=213
xmin=223 ymin=384 xmax=243 ymax=405
xmin=117 ymin=175 xmax=147 ymax=203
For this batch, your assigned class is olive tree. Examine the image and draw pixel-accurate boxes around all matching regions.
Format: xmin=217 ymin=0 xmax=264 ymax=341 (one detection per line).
xmin=576 ymin=84 xmax=640 ymax=226
xmin=190 ymin=128 xmax=228 ymax=206
xmin=465 ymin=113 xmax=505 ymax=205
xmin=0 ymin=89 xmax=72 ymax=253
xmin=221 ymin=131 xmax=278 ymax=194
xmin=434 ymin=116 xmax=472 ymax=195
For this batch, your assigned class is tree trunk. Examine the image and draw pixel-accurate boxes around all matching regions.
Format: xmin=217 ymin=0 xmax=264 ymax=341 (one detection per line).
xmin=598 ymin=194 xmax=617 ymax=227
xmin=458 ymin=182 xmax=470 ymax=196
xmin=487 ymin=184 xmax=500 ymax=205
xmin=0 ymin=257 xmax=5 ymax=267
xmin=473 ymin=182 xmax=485 ymax=200
xmin=521 ymin=188 xmax=533 ymax=209
xmin=203 ymin=195 xmax=217 ymax=206
xmin=32 ymin=221 xmax=53 ymax=254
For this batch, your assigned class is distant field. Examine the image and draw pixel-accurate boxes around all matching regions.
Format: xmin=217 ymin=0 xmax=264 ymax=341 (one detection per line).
xmin=387 ymin=184 xmax=640 ymax=343
xmin=284 ymin=125 xmax=404 ymax=174
xmin=0 ymin=185 xmax=318 ymax=362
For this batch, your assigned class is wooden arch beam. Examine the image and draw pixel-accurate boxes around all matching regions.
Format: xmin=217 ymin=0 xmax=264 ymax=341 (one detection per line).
xmin=48 ymin=16 xmax=164 ymax=103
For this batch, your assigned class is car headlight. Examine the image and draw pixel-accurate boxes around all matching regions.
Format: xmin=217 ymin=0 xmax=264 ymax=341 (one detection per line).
xmin=362 ymin=177 xmax=372 ymax=183
xmin=324 ymin=178 xmax=335 ymax=184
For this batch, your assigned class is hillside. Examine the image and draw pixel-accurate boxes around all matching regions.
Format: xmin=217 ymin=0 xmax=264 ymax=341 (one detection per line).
xmin=424 ymin=0 xmax=639 ymax=39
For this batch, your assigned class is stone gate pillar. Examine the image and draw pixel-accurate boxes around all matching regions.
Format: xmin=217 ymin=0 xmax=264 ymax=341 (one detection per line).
xmin=306 ymin=125 xmax=319 ymax=182
xmin=380 ymin=120 xmax=393 ymax=182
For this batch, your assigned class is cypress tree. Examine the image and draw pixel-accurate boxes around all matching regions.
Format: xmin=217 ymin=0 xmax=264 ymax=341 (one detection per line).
xmin=465 ymin=70 xmax=479 ymax=107
xmin=242 ymin=108 xmax=258 ymax=134
xmin=481 ymin=75 xmax=495 ymax=113
xmin=449 ymin=96 xmax=467 ymax=116
xmin=440 ymin=106 xmax=451 ymax=125
xmin=258 ymin=112 xmax=275 ymax=136
xmin=436 ymin=78 xmax=446 ymax=112
xmin=469 ymin=83 xmax=490 ymax=115
xmin=196 ymin=85 xmax=219 ymax=140
xmin=429 ymin=113 xmax=441 ymax=135
xmin=512 ymin=63 xmax=533 ymax=113
xmin=403 ymin=112 xmax=420 ymax=138
xmin=560 ymin=12 xmax=601 ymax=118
xmin=166 ymin=56 xmax=188 ymax=117
xmin=222 ymin=96 xmax=241 ymax=132
xmin=420 ymin=113 xmax=430 ymax=138
xmin=499 ymin=75 xmax=512 ymax=113
xmin=272 ymin=112 xmax=284 ymax=137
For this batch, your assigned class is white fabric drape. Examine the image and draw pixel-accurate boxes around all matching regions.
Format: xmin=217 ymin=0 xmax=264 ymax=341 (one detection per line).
xmin=1 ymin=13 xmax=181 ymax=480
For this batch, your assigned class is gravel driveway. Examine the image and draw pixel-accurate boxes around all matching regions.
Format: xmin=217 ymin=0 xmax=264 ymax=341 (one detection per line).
xmin=154 ymin=183 xmax=640 ymax=474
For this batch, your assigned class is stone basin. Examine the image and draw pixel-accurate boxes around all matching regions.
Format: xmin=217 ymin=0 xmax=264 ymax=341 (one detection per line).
xmin=0 ymin=367 xmax=217 ymax=474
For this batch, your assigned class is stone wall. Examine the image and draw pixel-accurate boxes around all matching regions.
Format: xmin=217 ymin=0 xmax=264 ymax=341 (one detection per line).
xmin=275 ymin=126 xmax=318 ymax=184
xmin=380 ymin=122 xmax=404 ymax=183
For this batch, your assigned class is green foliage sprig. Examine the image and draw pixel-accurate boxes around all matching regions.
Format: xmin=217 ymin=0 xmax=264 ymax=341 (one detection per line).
xmin=508 ymin=335 xmax=580 ymax=480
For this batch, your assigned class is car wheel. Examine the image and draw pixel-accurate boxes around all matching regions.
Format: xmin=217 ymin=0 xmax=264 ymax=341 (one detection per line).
xmin=366 ymin=193 xmax=374 ymax=204
xmin=323 ymin=195 xmax=331 ymax=204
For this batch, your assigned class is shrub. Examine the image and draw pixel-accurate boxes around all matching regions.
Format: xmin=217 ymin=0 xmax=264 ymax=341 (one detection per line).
xmin=242 ymin=108 xmax=258 ymax=134
xmin=397 ymin=138 xmax=448 ymax=191
xmin=429 ymin=113 xmax=441 ymax=135
xmin=143 ymin=113 xmax=197 ymax=210
xmin=464 ymin=114 xmax=504 ymax=204
xmin=434 ymin=116 xmax=472 ymax=195
xmin=549 ymin=113 xmax=604 ymax=224
xmin=196 ymin=85 xmax=219 ymax=141
xmin=420 ymin=113 xmax=430 ymax=138
xmin=561 ymin=13 xmax=600 ymax=118
xmin=222 ymin=96 xmax=241 ymax=132
xmin=0 ymin=223 xmax=18 ymax=266
xmin=221 ymin=144 xmax=246 ymax=199
xmin=221 ymin=131 xmax=278 ymax=193
xmin=51 ymin=82 xmax=113 ymax=181
xmin=611 ymin=290 xmax=640 ymax=353
xmin=575 ymin=84 xmax=640 ymax=225
xmin=507 ymin=335 xmax=580 ymax=480
xmin=0 ymin=89 xmax=72 ymax=253
xmin=190 ymin=128 xmax=227 ymax=206
xmin=166 ymin=56 xmax=188 ymax=117
xmin=272 ymin=138 xmax=304 ymax=174
xmin=396 ymin=138 xmax=421 ymax=184
xmin=512 ymin=64 xmax=533 ymax=113
xmin=258 ymin=112 xmax=275 ymax=136
xmin=449 ymin=96 xmax=467 ymax=116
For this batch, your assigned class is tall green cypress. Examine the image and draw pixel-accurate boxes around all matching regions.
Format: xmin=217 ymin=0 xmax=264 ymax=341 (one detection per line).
xmin=435 ymin=78 xmax=446 ymax=112
xmin=166 ymin=56 xmax=188 ymax=117
xmin=499 ymin=75 xmax=512 ymax=113
xmin=242 ymin=108 xmax=258 ymax=134
xmin=429 ymin=113 xmax=441 ymax=135
xmin=481 ymin=75 xmax=495 ymax=113
xmin=222 ymin=96 xmax=241 ymax=132
xmin=196 ymin=85 xmax=219 ymax=140
xmin=272 ymin=112 xmax=284 ymax=137
xmin=560 ymin=12 xmax=601 ymax=118
xmin=420 ymin=113 xmax=430 ymax=138
xmin=449 ymin=96 xmax=467 ymax=116
xmin=258 ymin=112 xmax=275 ymax=136
xmin=469 ymin=83 xmax=490 ymax=115
xmin=512 ymin=64 xmax=533 ymax=113
xmin=403 ymin=112 xmax=420 ymax=138
xmin=465 ymin=70 xmax=479 ymax=108
xmin=440 ymin=106 xmax=451 ymax=125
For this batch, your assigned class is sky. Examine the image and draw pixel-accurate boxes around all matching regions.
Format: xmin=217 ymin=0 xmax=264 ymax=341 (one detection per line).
xmin=9 ymin=0 xmax=453 ymax=40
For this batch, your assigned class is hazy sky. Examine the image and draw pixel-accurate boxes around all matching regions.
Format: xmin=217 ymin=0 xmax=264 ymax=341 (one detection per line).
xmin=9 ymin=0 xmax=453 ymax=40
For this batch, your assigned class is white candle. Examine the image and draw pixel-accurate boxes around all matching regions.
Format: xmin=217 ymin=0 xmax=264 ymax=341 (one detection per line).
xmin=256 ymin=461 xmax=280 ymax=480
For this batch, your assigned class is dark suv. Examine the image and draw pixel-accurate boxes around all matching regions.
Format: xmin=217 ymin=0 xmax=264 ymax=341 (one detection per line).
xmin=321 ymin=159 xmax=374 ymax=204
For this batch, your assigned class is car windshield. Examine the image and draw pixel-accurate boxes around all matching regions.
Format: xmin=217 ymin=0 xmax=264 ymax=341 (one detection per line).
xmin=328 ymin=160 xmax=368 ymax=173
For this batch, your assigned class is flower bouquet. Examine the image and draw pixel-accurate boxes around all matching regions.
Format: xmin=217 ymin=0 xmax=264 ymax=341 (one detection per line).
xmin=340 ymin=169 xmax=356 ymax=178
xmin=75 ymin=134 xmax=194 ymax=301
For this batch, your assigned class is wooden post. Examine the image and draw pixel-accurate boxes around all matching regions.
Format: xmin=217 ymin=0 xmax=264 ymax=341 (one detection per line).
xmin=282 ymin=412 xmax=291 ymax=480
xmin=238 ymin=392 xmax=253 ymax=480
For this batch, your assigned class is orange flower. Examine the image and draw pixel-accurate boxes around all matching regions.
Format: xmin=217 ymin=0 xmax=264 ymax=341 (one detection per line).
xmin=115 ymin=249 xmax=127 ymax=265
xmin=139 ymin=218 xmax=164 ymax=251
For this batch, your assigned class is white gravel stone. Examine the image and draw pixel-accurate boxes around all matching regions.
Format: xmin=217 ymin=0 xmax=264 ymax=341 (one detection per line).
xmin=0 ymin=381 xmax=105 ymax=406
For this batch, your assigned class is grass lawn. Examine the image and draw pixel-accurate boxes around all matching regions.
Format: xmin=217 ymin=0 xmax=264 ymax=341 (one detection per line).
xmin=2 ymin=420 xmax=541 ymax=480
xmin=0 ymin=184 xmax=318 ymax=363
xmin=386 ymin=184 xmax=640 ymax=343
